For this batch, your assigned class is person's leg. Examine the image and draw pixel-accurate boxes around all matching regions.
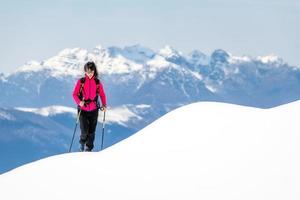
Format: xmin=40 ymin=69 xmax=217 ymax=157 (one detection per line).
xmin=79 ymin=111 xmax=89 ymax=150
xmin=86 ymin=110 xmax=98 ymax=151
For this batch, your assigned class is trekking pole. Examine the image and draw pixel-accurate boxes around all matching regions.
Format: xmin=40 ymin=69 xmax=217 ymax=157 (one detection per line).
xmin=68 ymin=109 xmax=82 ymax=153
xmin=100 ymin=109 xmax=106 ymax=151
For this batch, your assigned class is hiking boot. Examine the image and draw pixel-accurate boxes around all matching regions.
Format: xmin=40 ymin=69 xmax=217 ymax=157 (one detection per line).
xmin=85 ymin=147 xmax=92 ymax=152
xmin=79 ymin=144 xmax=84 ymax=152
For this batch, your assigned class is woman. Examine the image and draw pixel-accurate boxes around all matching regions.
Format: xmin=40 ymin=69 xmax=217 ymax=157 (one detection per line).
xmin=72 ymin=61 xmax=107 ymax=152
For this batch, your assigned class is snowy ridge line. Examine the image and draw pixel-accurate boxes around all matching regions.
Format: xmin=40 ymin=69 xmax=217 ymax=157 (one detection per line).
xmin=1 ymin=101 xmax=300 ymax=199
xmin=3 ymin=44 xmax=293 ymax=78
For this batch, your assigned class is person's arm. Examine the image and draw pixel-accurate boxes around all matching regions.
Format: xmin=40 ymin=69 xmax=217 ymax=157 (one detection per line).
xmin=72 ymin=79 xmax=82 ymax=106
xmin=98 ymin=80 xmax=107 ymax=110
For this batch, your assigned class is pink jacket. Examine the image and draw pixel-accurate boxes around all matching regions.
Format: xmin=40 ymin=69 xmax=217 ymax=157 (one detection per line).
xmin=72 ymin=75 xmax=107 ymax=111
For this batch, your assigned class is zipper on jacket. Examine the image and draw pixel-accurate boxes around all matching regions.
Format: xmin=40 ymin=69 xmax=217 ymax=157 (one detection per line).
xmin=89 ymin=78 xmax=91 ymax=110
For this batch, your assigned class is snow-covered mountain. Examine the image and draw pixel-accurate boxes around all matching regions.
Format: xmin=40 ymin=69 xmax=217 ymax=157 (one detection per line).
xmin=1 ymin=101 xmax=299 ymax=199
xmin=1 ymin=44 xmax=299 ymax=108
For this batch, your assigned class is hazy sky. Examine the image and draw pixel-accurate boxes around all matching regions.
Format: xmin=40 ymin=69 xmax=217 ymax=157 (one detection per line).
xmin=0 ymin=0 xmax=299 ymax=73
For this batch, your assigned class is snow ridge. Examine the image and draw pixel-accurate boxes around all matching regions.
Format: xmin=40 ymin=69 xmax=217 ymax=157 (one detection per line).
xmin=1 ymin=101 xmax=300 ymax=199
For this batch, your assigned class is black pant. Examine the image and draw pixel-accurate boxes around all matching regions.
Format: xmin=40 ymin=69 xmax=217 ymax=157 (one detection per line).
xmin=79 ymin=109 xmax=98 ymax=150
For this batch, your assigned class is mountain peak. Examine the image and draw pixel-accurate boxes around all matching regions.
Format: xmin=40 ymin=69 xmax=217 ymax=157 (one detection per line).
xmin=189 ymin=50 xmax=206 ymax=58
xmin=92 ymin=45 xmax=106 ymax=55
xmin=123 ymin=44 xmax=155 ymax=59
xmin=210 ymin=49 xmax=230 ymax=64
xmin=41 ymin=47 xmax=88 ymax=75
xmin=14 ymin=60 xmax=42 ymax=73
xmin=188 ymin=50 xmax=209 ymax=65
xmin=158 ymin=45 xmax=181 ymax=58
xmin=256 ymin=54 xmax=283 ymax=65
xmin=55 ymin=47 xmax=88 ymax=60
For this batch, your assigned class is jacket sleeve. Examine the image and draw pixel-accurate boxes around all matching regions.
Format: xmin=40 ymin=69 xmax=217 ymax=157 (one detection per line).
xmin=72 ymin=79 xmax=81 ymax=105
xmin=98 ymin=80 xmax=107 ymax=107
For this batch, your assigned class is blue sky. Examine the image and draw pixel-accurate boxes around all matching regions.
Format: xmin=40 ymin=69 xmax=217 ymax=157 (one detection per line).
xmin=0 ymin=0 xmax=299 ymax=73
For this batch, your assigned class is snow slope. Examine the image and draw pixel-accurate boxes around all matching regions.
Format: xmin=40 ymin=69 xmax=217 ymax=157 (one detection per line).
xmin=0 ymin=101 xmax=300 ymax=199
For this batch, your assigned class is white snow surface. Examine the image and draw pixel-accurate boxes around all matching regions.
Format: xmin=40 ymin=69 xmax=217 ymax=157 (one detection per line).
xmin=1 ymin=101 xmax=300 ymax=200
